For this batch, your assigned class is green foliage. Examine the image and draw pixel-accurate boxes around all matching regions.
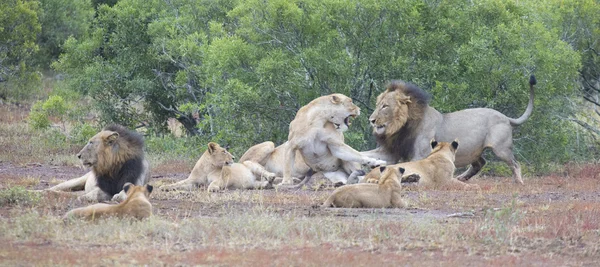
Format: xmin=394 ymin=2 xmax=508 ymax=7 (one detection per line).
xmin=36 ymin=0 xmax=94 ymax=66
xmin=50 ymin=0 xmax=598 ymax=171
xmin=28 ymin=95 xmax=69 ymax=130
xmin=0 ymin=186 xmax=41 ymax=207
xmin=0 ymin=0 xmax=42 ymax=100
xmin=70 ymin=123 xmax=99 ymax=144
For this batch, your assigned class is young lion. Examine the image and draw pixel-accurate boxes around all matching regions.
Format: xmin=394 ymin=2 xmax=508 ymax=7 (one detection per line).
xmin=321 ymin=166 xmax=407 ymax=208
xmin=363 ymin=140 xmax=479 ymax=190
xmin=64 ymin=183 xmax=153 ymax=221
xmin=207 ymin=162 xmax=275 ymax=192
xmin=160 ymin=142 xmax=278 ymax=191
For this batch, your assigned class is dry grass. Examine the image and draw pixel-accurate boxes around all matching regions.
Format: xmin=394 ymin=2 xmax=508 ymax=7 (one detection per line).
xmin=0 ymin=106 xmax=599 ymax=266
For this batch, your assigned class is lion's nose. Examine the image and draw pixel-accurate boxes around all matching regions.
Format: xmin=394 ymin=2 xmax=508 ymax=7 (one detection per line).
xmin=77 ymin=153 xmax=81 ymax=159
xmin=370 ymin=119 xmax=376 ymax=124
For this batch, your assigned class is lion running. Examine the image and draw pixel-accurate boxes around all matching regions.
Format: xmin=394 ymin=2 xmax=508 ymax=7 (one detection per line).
xmin=322 ymin=166 xmax=407 ymax=208
xmin=46 ymin=125 xmax=150 ymax=202
xmin=362 ymin=76 xmax=537 ymax=184
xmin=277 ymin=93 xmax=385 ymax=186
xmin=64 ymin=183 xmax=153 ymax=221
xmin=363 ymin=140 xmax=479 ymax=190
xmin=160 ymin=142 xmax=277 ymax=191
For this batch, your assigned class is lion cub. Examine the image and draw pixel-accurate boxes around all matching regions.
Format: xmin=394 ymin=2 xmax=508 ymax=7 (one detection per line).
xmin=321 ymin=166 xmax=407 ymax=208
xmin=207 ymin=162 xmax=275 ymax=192
xmin=363 ymin=140 xmax=479 ymax=190
xmin=64 ymin=183 xmax=153 ymax=221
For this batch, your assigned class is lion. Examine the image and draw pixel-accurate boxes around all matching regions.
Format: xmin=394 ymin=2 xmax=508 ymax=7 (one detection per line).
xmin=321 ymin=166 xmax=407 ymax=208
xmin=362 ymin=76 xmax=537 ymax=184
xmin=279 ymin=93 xmax=386 ymax=186
xmin=363 ymin=140 xmax=479 ymax=190
xmin=160 ymin=142 xmax=278 ymax=191
xmin=64 ymin=183 xmax=153 ymax=221
xmin=45 ymin=125 xmax=150 ymax=202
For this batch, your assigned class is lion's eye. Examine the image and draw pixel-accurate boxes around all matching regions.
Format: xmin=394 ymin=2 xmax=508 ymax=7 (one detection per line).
xmin=381 ymin=105 xmax=388 ymax=109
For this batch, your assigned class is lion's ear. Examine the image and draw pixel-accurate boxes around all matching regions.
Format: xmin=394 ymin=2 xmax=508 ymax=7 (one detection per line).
xmin=430 ymin=140 xmax=438 ymax=149
xmin=398 ymin=167 xmax=405 ymax=174
xmin=105 ymin=132 xmax=119 ymax=144
xmin=207 ymin=142 xmax=218 ymax=154
xmin=123 ymin=182 xmax=133 ymax=193
xmin=451 ymin=140 xmax=459 ymax=150
xmin=145 ymin=184 xmax=153 ymax=194
xmin=330 ymin=95 xmax=341 ymax=104
xmin=379 ymin=166 xmax=386 ymax=173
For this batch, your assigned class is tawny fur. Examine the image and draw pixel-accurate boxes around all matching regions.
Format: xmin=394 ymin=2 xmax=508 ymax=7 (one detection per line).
xmin=280 ymin=94 xmax=386 ymax=186
xmin=160 ymin=142 xmax=277 ymax=191
xmin=363 ymin=141 xmax=479 ymax=191
xmin=45 ymin=125 xmax=150 ymax=202
xmin=64 ymin=183 xmax=153 ymax=221
xmin=362 ymin=76 xmax=536 ymax=184
xmin=322 ymin=166 xmax=407 ymax=208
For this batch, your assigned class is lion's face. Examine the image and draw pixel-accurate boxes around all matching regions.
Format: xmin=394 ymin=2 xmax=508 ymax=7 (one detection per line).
xmin=206 ymin=142 xmax=234 ymax=167
xmin=326 ymin=94 xmax=360 ymax=132
xmin=77 ymin=130 xmax=119 ymax=168
xmin=369 ymin=90 xmax=411 ymax=136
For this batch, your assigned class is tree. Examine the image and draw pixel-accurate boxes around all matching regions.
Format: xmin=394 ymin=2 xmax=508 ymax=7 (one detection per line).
xmin=0 ymin=0 xmax=42 ymax=101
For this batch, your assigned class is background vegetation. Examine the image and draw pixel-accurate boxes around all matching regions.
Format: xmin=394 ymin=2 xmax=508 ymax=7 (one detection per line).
xmin=2 ymin=0 xmax=599 ymax=172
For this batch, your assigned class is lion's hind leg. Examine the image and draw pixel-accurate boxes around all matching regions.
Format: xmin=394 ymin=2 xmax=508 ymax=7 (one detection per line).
xmin=491 ymin=143 xmax=523 ymax=185
xmin=456 ymin=157 xmax=486 ymax=182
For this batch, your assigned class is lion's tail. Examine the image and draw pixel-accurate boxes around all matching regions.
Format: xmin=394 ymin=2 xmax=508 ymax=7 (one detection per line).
xmin=508 ymin=75 xmax=536 ymax=126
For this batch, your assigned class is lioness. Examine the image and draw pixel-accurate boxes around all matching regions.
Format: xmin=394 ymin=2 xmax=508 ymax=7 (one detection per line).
xmin=363 ymin=140 xmax=479 ymax=190
xmin=64 ymin=183 xmax=153 ymax=221
xmin=322 ymin=166 xmax=407 ymax=208
xmin=160 ymin=142 xmax=278 ymax=191
xmin=363 ymin=76 xmax=537 ymax=184
xmin=45 ymin=125 xmax=150 ymax=202
xmin=281 ymin=93 xmax=386 ymax=185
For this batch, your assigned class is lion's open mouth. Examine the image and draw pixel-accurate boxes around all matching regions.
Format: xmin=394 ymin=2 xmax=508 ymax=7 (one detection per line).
xmin=81 ymin=161 xmax=93 ymax=167
xmin=344 ymin=114 xmax=357 ymax=127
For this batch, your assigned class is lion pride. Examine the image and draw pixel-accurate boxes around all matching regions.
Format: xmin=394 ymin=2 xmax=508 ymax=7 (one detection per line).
xmin=362 ymin=76 xmax=536 ymax=184
xmin=45 ymin=125 xmax=150 ymax=202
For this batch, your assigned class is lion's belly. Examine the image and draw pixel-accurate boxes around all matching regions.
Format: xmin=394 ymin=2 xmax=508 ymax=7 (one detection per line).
xmin=301 ymin=146 xmax=342 ymax=172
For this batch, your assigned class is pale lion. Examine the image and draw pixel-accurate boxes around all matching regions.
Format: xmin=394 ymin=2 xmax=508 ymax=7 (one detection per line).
xmin=45 ymin=125 xmax=150 ymax=202
xmin=279 ymin=93 xmax=386 ymax=186
xmin=322 ymin=166 xmax=407 ymax=208
xmin=160 ymin=142 xmax=277 ymax=191
xmin=64 ymin=183 xmax=153 ymax=221
xmin=363 ymin=76 xmax=536 ymax=184
xmin=363 ymin=140 xmax=479 ymax=190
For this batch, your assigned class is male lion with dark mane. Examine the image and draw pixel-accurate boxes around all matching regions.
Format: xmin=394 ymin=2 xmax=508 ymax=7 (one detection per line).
xmin=362 ymin=76 xmax=536 ymax=184
xmin=45 ymin=125 xmax=150 ymax=202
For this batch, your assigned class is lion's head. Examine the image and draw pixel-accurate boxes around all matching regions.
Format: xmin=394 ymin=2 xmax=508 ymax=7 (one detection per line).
xmin=123 ymin=183 xmax=153 ymax=200
xmin=378 ymin=166 xmax=405 ymax=186
xmin=429 ymin=140 xmax=459 ymax=162
xmin=206 ymin=142 xmax=234 ymax=168
xmin=77 ymin=124 xmax=144 ymax=176
xmin=296 ymin=93 xmax=360 ymax=132
xmin=370 ymin=81 xmax=431 ymax=161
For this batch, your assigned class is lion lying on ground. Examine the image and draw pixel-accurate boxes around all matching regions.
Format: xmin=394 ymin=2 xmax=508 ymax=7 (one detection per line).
xmin=279 ymin=93 xmax=385 ymax=186
xmin=45 ymin=125 xmax=150 ymax=202
xmin=362 ymin=76 xmax=536 ymax=184
xmin=64 ymin=183 xmax=153 ymax=221
xmin=363 ymin=140 xmax=479 ymax=190
xmin=160 ymin=142 xmax=277 ymax=191
xmin=321 ymin=166 xmax=407 ymax=208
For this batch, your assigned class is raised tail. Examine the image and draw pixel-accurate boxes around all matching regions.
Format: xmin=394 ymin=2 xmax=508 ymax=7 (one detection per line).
xmin=508 ymin=75 xmax=536 ymax=126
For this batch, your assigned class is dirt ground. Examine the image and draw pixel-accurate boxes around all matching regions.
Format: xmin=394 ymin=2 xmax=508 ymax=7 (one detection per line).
xmin=1 ymin=160 xmax=600 ymax=266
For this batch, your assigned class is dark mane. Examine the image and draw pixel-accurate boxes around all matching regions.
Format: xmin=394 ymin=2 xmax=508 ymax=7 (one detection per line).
xmin=103 ymin=124 xmax=144 ymax=152
xmin=96 ymin=124 xmax=146 ymax=196
xmin=375 ymin=80 xmax=431 ymax=162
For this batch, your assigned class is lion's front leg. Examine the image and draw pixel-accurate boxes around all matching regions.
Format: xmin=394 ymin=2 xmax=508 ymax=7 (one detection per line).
xmin=328 ymin=141 xmax=386 ymax=168
xmin=47 ymin=171 xmax=93 ymax=192
xmin=79 ymin=187 xmax=112 ymax=202
xmin=360 ymin=148 xmax=396 ymax=165
xmin=281 ymin=146 xmax=297 ymax=185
